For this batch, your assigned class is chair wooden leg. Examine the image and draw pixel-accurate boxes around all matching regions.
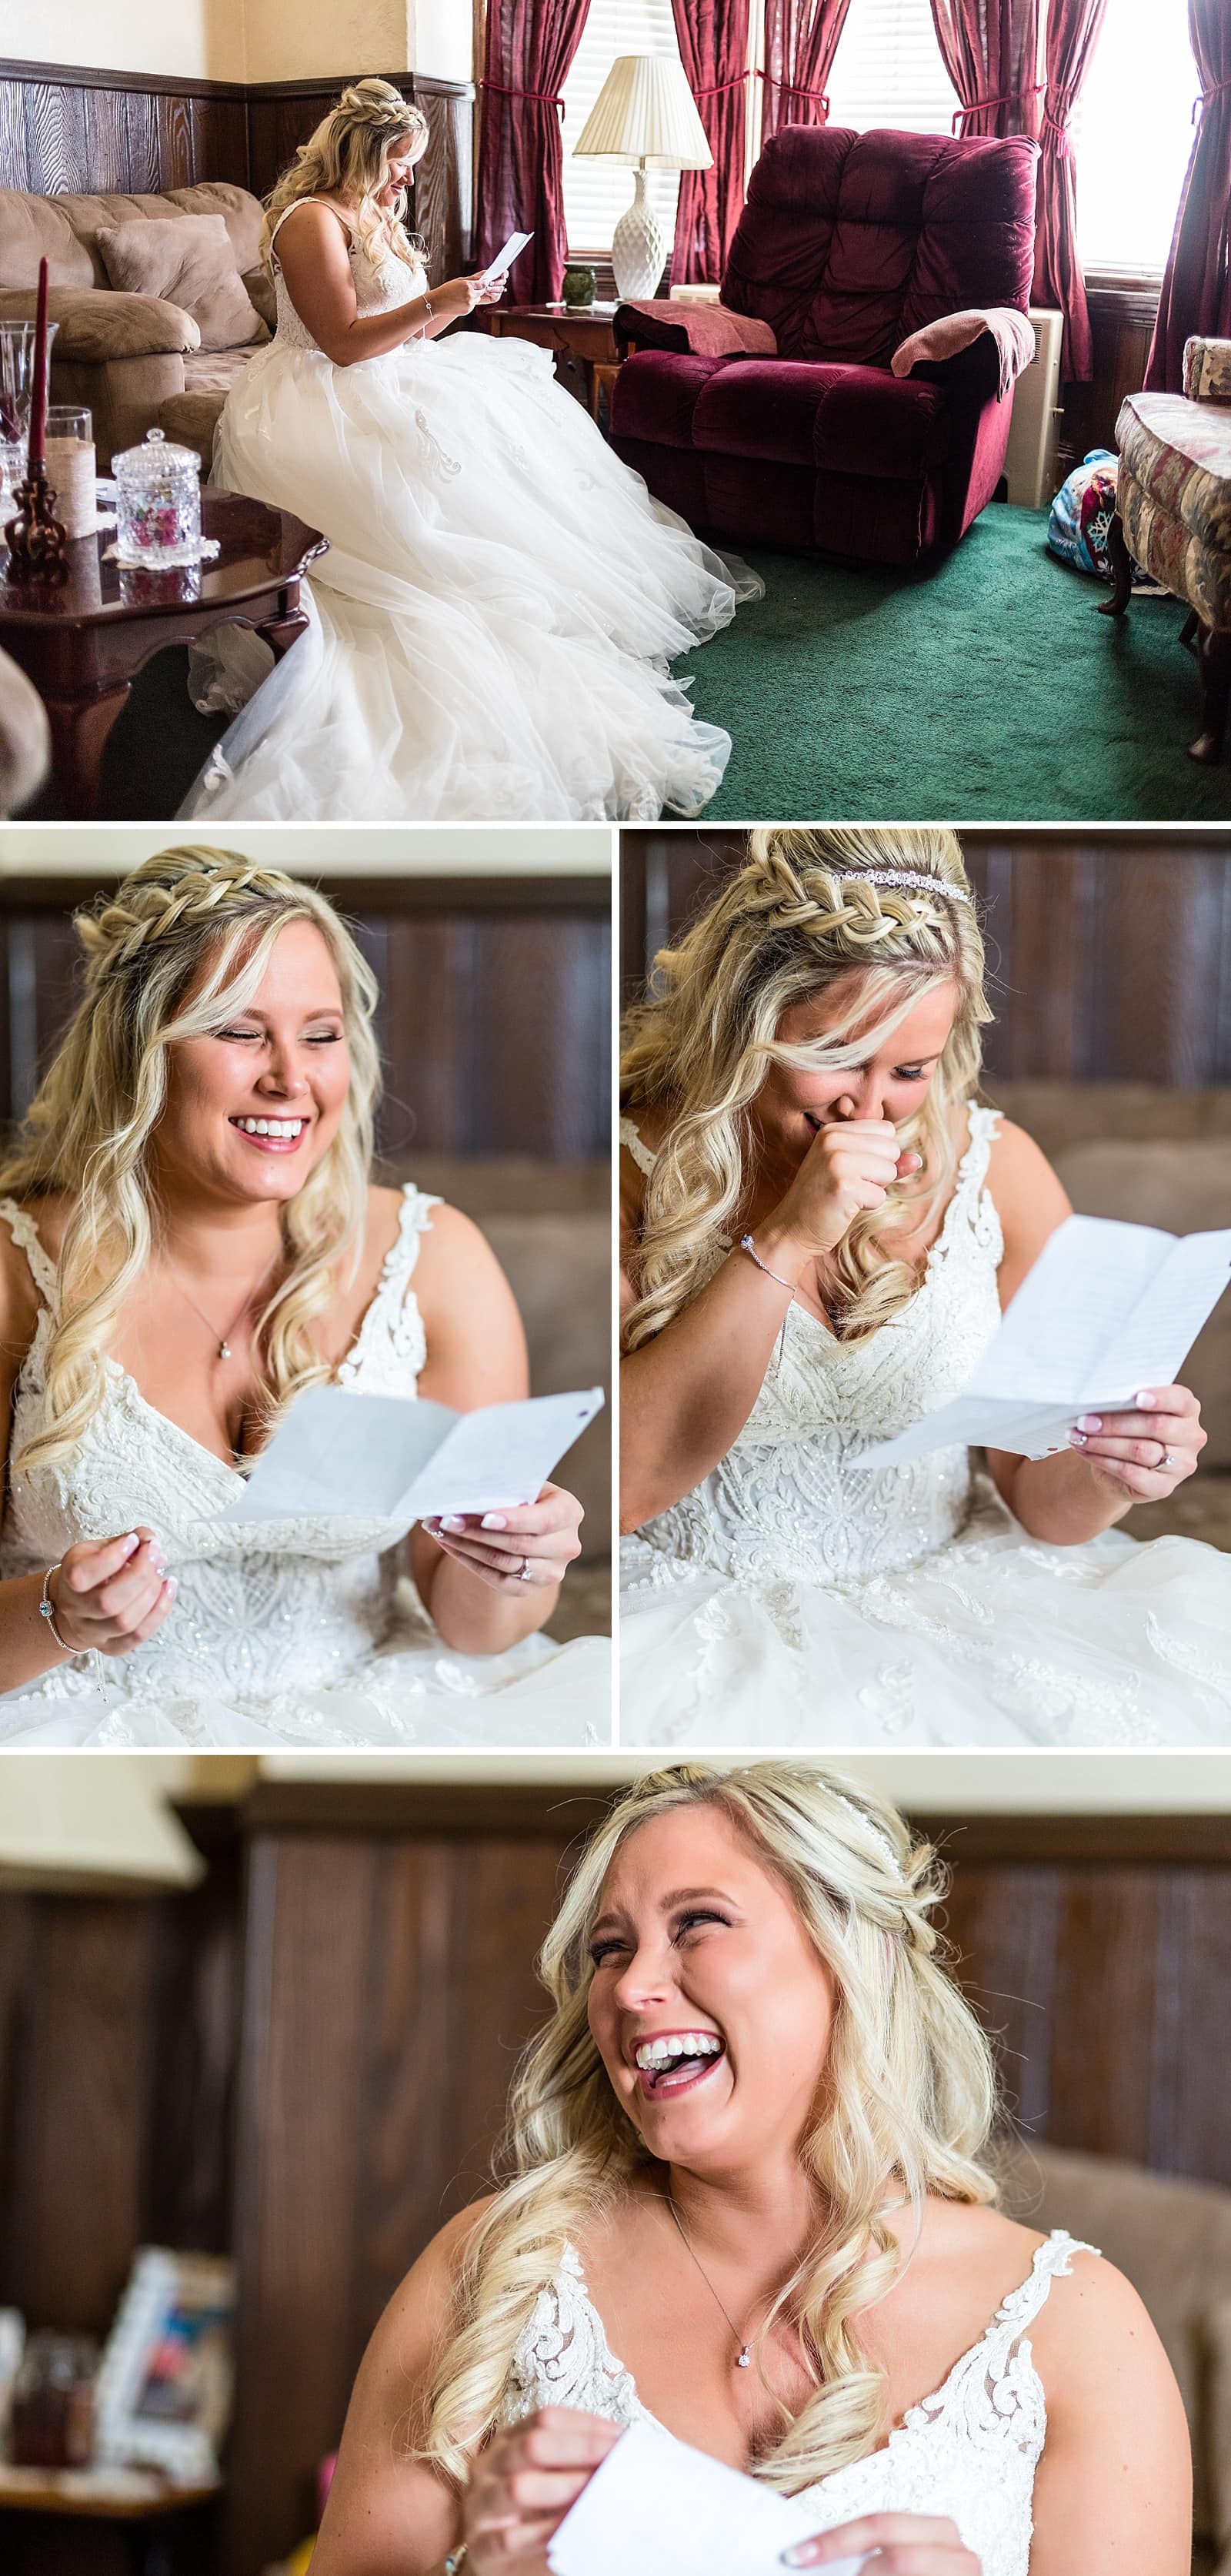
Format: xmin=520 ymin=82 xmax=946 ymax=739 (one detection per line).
xmin=1179 ymin=608 xmax=1199 ymax=649
xmin=1190 ymin=622 xmax=1231 ymax=763
xmin=1098 ymin=509 xmax=1134 ymax=616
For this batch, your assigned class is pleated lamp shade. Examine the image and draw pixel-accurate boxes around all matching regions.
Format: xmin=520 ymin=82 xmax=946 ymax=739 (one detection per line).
xmin=572 ymin=54 xmax=713 ymax=170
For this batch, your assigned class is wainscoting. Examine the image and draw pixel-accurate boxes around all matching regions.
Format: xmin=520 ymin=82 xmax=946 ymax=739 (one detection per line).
xmin=0 ymin=1786 xmax=1227 ymax=2573
xmin=619 ymin=830 xmax=1231 ymax=1086
xmin=0 ymin=869 xmax=611 ymax=1161
xmin=0 ymin=57 xmax=473 ymax=275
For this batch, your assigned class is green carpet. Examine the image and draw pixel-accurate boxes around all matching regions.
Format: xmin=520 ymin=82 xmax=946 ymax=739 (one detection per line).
xmin=24 ymin=500 xmax=1229 ymax=821
xmin=676 ymin=503 xmax=1231 ymax=823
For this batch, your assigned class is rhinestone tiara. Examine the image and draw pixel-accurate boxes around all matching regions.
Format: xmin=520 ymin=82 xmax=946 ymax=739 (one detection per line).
xmin=836 ymin=868 xmax=972 ymax=906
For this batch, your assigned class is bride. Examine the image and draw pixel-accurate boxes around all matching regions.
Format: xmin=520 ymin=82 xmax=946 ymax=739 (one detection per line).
xmin=180 ymin=78 xmax=759 ymax=824
xmin=619 ymin=827 xmax=1230 ymax=1748
xmin=311 ymin=1761 xmax=1189 ymax=2576
xmin=0 ymin=845 xmax=607 ymax=1749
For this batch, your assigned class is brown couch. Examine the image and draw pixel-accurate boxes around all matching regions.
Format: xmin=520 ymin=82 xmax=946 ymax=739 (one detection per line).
xmin=0 ymin=180 xmax=273 ymax=471
xmin=1001 ymin=2140 xmax=1231 ymax=2574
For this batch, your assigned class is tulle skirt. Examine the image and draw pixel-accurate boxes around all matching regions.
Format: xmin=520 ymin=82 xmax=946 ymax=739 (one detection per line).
xmin=180 ymin=329 xmax=760 ymax=822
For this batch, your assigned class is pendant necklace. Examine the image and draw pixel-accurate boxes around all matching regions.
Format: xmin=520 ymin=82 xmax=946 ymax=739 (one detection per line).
xmin=665 ymin=2193 xmax=758 ymax=2371
xmin=168 ymin=1259 xmax=274 ymax=1363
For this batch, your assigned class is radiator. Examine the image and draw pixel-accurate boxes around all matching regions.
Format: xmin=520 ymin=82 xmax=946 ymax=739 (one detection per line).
xmin=1004 ymin=306 xmax=1066 ymax=510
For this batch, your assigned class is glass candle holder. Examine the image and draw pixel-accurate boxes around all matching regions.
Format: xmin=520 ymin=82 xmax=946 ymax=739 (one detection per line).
xmin=45 ymin=403 xmax=96 ymax=541
xmin=9 ymin=2331 xmax=97 ymax=2470
xmin=0 ymin=319 xmax=56 ymax=453
xmin=113 ymin=424 xmax=202 ymax=566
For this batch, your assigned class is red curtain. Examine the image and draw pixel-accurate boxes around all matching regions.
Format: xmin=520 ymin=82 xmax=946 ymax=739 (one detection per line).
xmin=760 ymin=0 xmax=852 ymax=143
xmin=476 ymin=0 xmax=589 ymax=305
xmin=929 ymin=0 xmax=1042 ymax=138
xmin=669 ymin=0 xmax=753 ymax=284
xmin=1032 ymin=0 xmax=1109 ymax=380
xmin=1146 ymin=0 xmax=1231 ymax=389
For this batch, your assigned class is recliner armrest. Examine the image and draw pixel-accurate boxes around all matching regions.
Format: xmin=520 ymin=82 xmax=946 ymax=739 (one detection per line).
xmin=616 ymin=299 xmax=777 ymax=360
xmin=906 ymin=332 xmax=1006 ymax=402
xmin=0 ymin=285 xmax=202 ymax=364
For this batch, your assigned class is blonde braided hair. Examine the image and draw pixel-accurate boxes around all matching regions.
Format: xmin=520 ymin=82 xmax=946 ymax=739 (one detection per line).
xmin=621 ymin=825 xmax=992 ymax=1350
xmin=419 ymin=1760 xmax=998 ymax=2494
xmin=261 ymin=77 xmax=429 ymax=276
xmin=0 ymin=844 xmax=380 ymax=1477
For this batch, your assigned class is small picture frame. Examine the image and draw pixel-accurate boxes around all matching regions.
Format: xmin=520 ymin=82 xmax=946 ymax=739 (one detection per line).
xmin=94 ymin=2249 xmax=235 ymax=2482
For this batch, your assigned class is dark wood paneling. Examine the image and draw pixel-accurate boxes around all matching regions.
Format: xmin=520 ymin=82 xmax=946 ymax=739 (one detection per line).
xmin=619 ymin=829 xmax=1231 ymax=1084
xmin=0 ymin=873 xmax=611 ymax=1161
xmin=1059 ymin=283 xmax=1160 ymax=480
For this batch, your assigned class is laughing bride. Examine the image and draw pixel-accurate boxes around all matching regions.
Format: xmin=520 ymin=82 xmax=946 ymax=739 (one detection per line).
xmin=181 ymin=79 xmax=759 ymax=824
xmin=619 ymin=827 xmax=1231 ymax=1747
xmin=0 ymin=845 xmax=607 ymax=1749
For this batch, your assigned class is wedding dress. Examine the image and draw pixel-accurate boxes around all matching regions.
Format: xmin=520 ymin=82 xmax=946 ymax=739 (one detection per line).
xmin=506 ymin=2230 xmax=1097 ymax=2576
xmin=620 ymin=1106 xmax=1231 ymax=1746
xmin=0 ymin=1189 xmax=609 ymax=1749
xmin=179 ymin=204 xmax=759 ymax=823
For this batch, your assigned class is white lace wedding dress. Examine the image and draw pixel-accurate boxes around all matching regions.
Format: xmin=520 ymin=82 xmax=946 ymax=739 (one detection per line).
xmin=620 ymin=1105 xmax=1231 ymax=1746
xmin=180 ymin=203 xmax=759 ymax=823
xmin=0 ymin=1189 xmax=609 ymax=1749
xmin=506 ymin=2230 xmax=1096 ymax=2576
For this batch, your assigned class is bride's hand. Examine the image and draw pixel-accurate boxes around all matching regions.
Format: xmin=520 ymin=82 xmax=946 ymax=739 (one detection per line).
xmin=1067 ymin=1382 xmax=1206 ymax=1499
xmin=463 ymin=2407 xmax=621 ymax=2571
xmin=48 ymin=1526 xmax=176 ymax=1658
xmin=780 ymin=2509 xmax=980 ymax=2571
xmin=766 ymin=1110 xmax=922 ymax=1267
xmin=422 ymin=1483 xmax=584 ymax=1591
xmin=439 ymin=273 xmax=506 ymax=319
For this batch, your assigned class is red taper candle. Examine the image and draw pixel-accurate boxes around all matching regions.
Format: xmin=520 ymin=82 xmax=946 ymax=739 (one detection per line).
xmin=28 ymin=254 xmax=48 ymax=470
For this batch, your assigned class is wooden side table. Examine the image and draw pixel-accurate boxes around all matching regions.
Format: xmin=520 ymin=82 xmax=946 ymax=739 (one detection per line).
xmin=0 ymin=2463 xmax=222 ymax=2576
xmin=482 ymin=304 xmax=622 ymax=429
xmin=0 ymin=490 xmax=327 ymax=819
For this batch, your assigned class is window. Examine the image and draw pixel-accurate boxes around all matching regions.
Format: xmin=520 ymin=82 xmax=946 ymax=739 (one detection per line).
xmin=826 ymin=0 xmax=959 ymax=137
xmin=562 ymin=0 xmax=685 ymax=256
xmin=1073 ymin=0 xmax=1196 ymax=279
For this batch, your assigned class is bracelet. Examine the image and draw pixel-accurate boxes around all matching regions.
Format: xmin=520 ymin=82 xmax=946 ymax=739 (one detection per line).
xmin=38 ymin=1563 xmax=74 ymax=1656
xmin=444 ymin=2550 xmax=468 ymax=2574
xmin=423 ymin=292 xmax=434 ymax=320
xmin=739 ymin=1232 xmax=797 ymax=1292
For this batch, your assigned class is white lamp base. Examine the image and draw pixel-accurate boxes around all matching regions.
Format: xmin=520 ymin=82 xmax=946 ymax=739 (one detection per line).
xmin=612 ymin=167 xmax=667 ymax=302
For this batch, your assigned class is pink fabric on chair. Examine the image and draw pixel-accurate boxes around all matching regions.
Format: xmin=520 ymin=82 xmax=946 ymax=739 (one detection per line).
xmin=892 ymin=303 xmax=1036 ymax=399
xmin=618 ymin=299 xmax=778 ymax=357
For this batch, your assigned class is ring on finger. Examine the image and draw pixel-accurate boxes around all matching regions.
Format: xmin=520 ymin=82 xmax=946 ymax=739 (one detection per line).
xmin=1159 ymin=1444 xmax=1176 ymax=1471
xmin=518 ymin=1555 xmax=533 ymax=1582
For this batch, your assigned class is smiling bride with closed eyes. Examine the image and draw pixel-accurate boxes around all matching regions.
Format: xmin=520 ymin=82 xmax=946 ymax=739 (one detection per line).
xmin=0 ymin=844 xmax=605 ymax=1747
xmin=311 ymin=1763 xmax=1189 ymax=2576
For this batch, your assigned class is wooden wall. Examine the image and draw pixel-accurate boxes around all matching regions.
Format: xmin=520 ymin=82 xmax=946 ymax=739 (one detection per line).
xmin=0 ymin=870 xmax=611 ymax=1161
xmin=1058 ymin=285 xmax=1160 ymax=480
xmin=0 ymin=58 xmax=473 ymax=277
xmin=3 ymin=1786 xmax=1225 ymax=2574
xmin=619 ymin=829 xmax=1231 ymax=1086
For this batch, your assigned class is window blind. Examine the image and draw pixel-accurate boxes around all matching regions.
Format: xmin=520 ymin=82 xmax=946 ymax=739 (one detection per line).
xmin=1072 ymin=0 xmax=1196 ymax=281
xmin=562 ymin=0 xmax=685 ymax=257
xmin=825 ymin=0 xmax=959 ymax=137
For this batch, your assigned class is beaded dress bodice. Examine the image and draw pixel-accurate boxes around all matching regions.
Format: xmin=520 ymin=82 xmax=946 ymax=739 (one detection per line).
xmin=506 ymin=2231 xmax=1096 ymax=2576
xmin=0 ymin=1187 xmax=438 ymax=1710
xmin=267 ymin=200 xmax=426 ymax=354
xmin=622 ymin=1106 xmax=1006 ymax=1592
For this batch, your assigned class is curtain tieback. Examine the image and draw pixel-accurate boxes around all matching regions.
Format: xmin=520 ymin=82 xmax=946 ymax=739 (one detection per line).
xmin=1041 ymin=96 xmax=1076 ymax=155
xmin=952 ymin=83 xmax=1042 ymax=134
xmin=1193 ymin=76 xmax=1231 ymax=122
xmin=759 ymin=70 xmax=830 ymax=113
xmin=692 ymin=72 xmax=751 ymax=101
xmin=481 ymin=82 xmax=565 ymax=116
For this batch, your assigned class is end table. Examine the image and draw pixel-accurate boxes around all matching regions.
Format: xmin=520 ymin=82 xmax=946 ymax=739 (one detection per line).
xmin=0 ymin=489 xmax=326 ymax=819
xmin=482 ymin=304 xmax=622 ymax=429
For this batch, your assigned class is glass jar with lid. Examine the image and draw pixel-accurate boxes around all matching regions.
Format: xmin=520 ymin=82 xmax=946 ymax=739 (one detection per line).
xmin=113 ymin=424 xmax=202 ymax=566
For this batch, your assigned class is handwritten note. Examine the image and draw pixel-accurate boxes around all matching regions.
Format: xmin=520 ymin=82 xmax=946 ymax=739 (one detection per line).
xmin=219 ymin=1385 xmax=604 ymax=1523
xmin=549 ymin=2421 xmax=869 ymax=2576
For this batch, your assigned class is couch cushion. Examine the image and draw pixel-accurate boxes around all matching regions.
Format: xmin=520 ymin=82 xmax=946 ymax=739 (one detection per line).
xmin=0 ymin=188 xmax=96 ymax=291
xmin=95 ymin=214 xmax=267 ymax=351
xmin=0 ymin=283 xmax=199 ymax=361
xmin=0 ymin=182 xmax=265 ymax=293
xmin=693 ymin=358 xmax=950 ymax=476
xmin=165 ymin=182 xmax=264 ymax=276
xmin=181 ymin=346 xmax=254 ymax=396
xmin=612 ymin=349 xmax=730 ymax=450
xmin=722 ymin=124 xmax=1036 ymax=369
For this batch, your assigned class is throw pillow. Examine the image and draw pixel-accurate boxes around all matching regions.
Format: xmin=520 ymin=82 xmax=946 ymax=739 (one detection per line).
xmin=94 ymin=215 xmax=269 ymax=351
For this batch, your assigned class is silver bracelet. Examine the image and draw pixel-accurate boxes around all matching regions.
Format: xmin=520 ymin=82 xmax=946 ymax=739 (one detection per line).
xmin=423 ymin=292 xmax=434 ymax=321
xmin=38 ymin=1563 xmax=74 ymax=1655
xmin=739 ymin=1233 xmax=796 ymax=1292
xmin=443 ymin=2550 xmax=468 ymax=2574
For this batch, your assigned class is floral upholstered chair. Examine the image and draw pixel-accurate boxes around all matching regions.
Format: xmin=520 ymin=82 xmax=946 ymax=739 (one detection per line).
xmin=1103 ymin=335 xmax=1231 ymax=763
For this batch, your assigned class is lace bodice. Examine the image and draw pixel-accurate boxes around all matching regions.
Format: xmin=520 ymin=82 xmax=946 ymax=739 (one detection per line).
xmin=0 ymin=1186 xmax=439 ymax=1711
xmin=622 ymin=1105 xmax=1006 ymax=1591
xmin=506 ymin=2231 xmax=1097 ymax=2576
xmin=267 ymin=199 xmax=426 ymax=354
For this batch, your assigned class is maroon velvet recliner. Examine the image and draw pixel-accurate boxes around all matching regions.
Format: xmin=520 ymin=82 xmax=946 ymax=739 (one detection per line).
xmin=610 ymin=124 xmax=1039 ymax=567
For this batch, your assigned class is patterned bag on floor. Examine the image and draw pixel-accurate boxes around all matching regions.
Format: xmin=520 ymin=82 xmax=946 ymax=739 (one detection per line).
xmin=1047 ymin=448 xmax=1163 ymax=591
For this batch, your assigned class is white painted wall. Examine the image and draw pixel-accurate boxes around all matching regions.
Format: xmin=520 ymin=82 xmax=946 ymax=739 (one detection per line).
xmin=6 ymin=0 xmax=246 ymax=80
xmin=0 ymin=825 xmax=612 ymax=877
xmin=6 ymin=0 xmax=473 ymax=88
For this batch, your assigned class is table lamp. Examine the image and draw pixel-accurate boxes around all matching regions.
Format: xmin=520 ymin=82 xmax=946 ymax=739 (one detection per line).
xmin=572 ymin=53 xmax=712 ymax=300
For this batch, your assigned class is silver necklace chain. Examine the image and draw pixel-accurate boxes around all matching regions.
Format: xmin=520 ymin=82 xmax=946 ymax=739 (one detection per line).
xmin=665 ymin=2193 xmax=756 ymax=2371
xmin=167 ymin=1260 xmax=275 ymax=1363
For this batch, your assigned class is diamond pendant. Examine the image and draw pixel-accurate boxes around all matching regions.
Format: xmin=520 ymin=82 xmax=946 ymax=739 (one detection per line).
xmin=219 ymin=1341 xmax=231 ymax=1361
xmin=736 ymin=2349 xmax=751 ymax=2369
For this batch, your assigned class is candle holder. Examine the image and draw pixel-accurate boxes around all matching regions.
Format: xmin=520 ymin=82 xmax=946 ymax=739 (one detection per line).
xmin=4 ymin=455 xmax=68 ymax=583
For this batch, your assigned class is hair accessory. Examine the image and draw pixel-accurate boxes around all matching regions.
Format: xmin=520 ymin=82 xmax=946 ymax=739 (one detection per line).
xmin=38 ymin=1564 xmax=74 ymax=1656
xmin=739 ymin=1233 xmax=796 ymax=1293
xmin=831 ymin=1791 xmax=897 ymax=1869
xmin=834 ymin=869 xmax=972 ymax=906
